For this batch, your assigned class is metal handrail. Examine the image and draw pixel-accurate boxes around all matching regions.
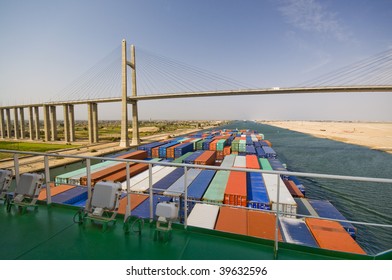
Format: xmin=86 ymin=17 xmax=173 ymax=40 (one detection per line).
xmin=1 ymin=149 xmax=391 ymax=183
xmin=1 ymin=149 xmax=392 ymax=257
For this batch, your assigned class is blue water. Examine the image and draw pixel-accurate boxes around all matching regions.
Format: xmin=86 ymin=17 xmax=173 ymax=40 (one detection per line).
xmin=219 ymin=121 xmax=392 ymax=255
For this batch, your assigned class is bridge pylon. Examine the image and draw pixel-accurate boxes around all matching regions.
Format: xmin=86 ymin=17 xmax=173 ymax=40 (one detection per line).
xmin=120 ymin=39 xmax=140 ymax=147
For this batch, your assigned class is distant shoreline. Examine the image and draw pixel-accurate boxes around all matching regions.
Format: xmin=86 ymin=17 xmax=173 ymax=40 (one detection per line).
xmin=262 ymin=121 xmax=392 ymax=154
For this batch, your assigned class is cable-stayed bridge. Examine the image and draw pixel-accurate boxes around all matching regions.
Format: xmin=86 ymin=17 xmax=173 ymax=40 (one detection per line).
xmin=0 ymin=39 xmax=391 ymax=146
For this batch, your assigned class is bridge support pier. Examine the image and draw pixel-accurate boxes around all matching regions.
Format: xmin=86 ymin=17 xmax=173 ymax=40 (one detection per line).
xmin=63 ymin=105 xmax=70 ymax=142
xmin=28 ymin=107 xmax=34 ymax=140
xmin=34 ymin=106 xmax=40 ymax=140
xmin=19 ymin=108 xmax=25 ymax=139
xmin=5 ymin=109 xmax=11 ymax=138
xmin=120 ymin=40 xmax=140 ymax=147
xmin=0 ymin=109 xmax=5 ymax=139
xmin=69 ymin=105 xmax=75 ymax=142
xmin=120 ymin=39 xmax=129 ymax=148
xmin=131 ymin=101 xmax=139 ymax=145
xmin=50 ymin=106 xmax=57 ymax=141
xmin=13 ymin=108 xmax=20 ymax=139
xmin=87 ymin=102 xmax=98 ymax=144
xmin=92 ymin=103 xmax=98 ymax=143
xmin=43 ymin=105 xmax=50 ymax=141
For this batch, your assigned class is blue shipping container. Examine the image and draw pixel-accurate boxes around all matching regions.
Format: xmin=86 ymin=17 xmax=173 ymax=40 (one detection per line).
xmin=256 ymin=147 xmax=266 ymax=158
xmin=246 ymin=145 xmax=256 ymax=155
xmin=52 ymin=186 xmax=88 ymax=205
xmin=153 ymin=168 xmax=185 ymax=193
xmin=174 ymin=142 xmax=194 ymax=158
xmin=247 ymin=172 xmax=270 ymax=210
xmin=203 ymin=139 xmax=213 ymax=150
xmin=158 ymin=142 xmax=178 ymax=158
xmin=183 ymin=150 xmax=204 ymax=164
xmin=131 ymin=195 xmax=172 ymax=219
xmin=279 ymin=217 xmax=319 ymax=248
xmin=262 ymin=146 xmax=277 ymax=158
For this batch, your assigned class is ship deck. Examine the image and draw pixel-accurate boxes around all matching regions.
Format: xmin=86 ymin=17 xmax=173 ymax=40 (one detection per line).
xmin=0 ymin=202 xmax=379 ymax=260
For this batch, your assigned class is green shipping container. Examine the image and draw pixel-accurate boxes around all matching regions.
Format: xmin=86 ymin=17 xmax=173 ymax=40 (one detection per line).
xmin=202 ymin=170 xmax=230 ymax=203
xmin=239 ymin=140 xmax=247 ymax=153
xmin=231 ymin=140 xmax=240 ymax=152
xmin=259 ymin=158 xmax=273 ymax=170
xmin=190 ymin=138 xmax=202 ymax=150
xmin=55 ymin=160 xmax=118 ymax=185
xmin=172 ymin=152 xmax=193 ymax=163
xmin=216 ymin=139 xmax=227 ymax=151
xmin=197 ymin=140 xmax=206 ymax=150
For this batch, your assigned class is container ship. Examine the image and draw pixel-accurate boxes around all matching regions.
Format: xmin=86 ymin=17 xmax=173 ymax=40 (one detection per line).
xmin=0 ymin=128 xmax=391 ymax=260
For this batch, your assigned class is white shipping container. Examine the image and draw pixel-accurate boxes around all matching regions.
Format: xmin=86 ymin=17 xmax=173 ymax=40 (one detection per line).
xmin=163 ymin=168 xmax=202 ymax=197
xmin=131 ymin=167 xmax=177 ymax=192
xmin=121 ymin=165 xmax=165 ymax=190
xmin=262 ymin=173 xmax=297 ymax=216
xmin=187 ymin=203 xmax=220 ymax=229
xmin=233 ymin=155 xmax=246 ymax=167
xmin=220 ymin=154 xmax=236 ymax=168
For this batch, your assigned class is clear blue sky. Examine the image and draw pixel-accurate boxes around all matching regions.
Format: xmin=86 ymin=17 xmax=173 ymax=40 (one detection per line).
xmin=0 ymin=0 xmax=391 ymax=121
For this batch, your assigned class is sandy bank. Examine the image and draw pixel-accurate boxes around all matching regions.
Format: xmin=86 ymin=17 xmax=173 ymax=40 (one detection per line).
xmin=263 ymin=121 xmax=392 ymax=154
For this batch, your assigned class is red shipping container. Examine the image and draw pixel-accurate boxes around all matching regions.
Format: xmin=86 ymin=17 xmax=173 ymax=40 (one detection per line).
xmin=166 ymin=143 xmax=182 ymax=159
xmin=215 ymin=206 xmax=247 ymax=235
xmin=223 ymin=146 xmax=231 ymax=155
xmin=283 ymin=179 xmax=304 ymax=198
xmin=39 ymin=184 xmax=74 ymax=200
xmin=80 ymin=150 xmax=146 ymax=186
xmin=216 ymin=151 xmax=224 ymax=160
xmin=117 ymin=150 xmax=147 ymax=160
xmin=246 ymin=155 xmax=260 ymax=169
xmin=305 ymin=218 xmax=366 ymax=255
xmin=194 ymin=151 xmax=216 ymax=166
xmin=209 ymin=139 xmax=220 ymax=151
xmin=151 ymin=146 xmax=160 ymax=158
xmin=247 ymin=210 xmax=283 ymax=241
xmin=264 ymin=140 xmax=272 ymax=147
xmin=224 ymin=171 xmax=247 ymax=207
xmin=101 ymin=163 xmax=149 ymax=183
xmin=118 ymin=193 xmax=149 ymax=215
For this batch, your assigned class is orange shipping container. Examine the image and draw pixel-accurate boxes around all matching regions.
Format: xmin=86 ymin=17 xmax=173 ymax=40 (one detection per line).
xmin=263 ymin=140 xmax=272 ymax=147
xmin=118 ymin=193 xmax=149 ymax=215
xmin=283 ymin=179 xmax=304 ymax=198
xmin=194 ymin=151 xmax=216 ymax=166
xmin=209 ymin=139 xmax=220 ymax=151
xmin=101 ymin=163 xmax=148 ymax=183
xmin=80 ymin=162 xmax=133 ymax=186
xmin=223 ymin=146 xmax=231 ymax=155
xmin=80 ymin=150 xmax=148 ymax=185
xmin=224 ymin=171 xmax=247 ymax=207
xmin=215 ymin=206 xmax=247 ymax=235
xmin=246 ymin=155 xmax=260 ymax=169
xmin=305 ymin=218 xmax=366 ymax=255
xmin=247 ymin=210 xmax=283 ymax=241
xmin=152 ymin=147 xmax=160 ymax=158
xmin=38 ymin=184 xmax=74 ymax=200
xmin=117 ymin=150 xmax=147 ymax=160
xmin=216 ymin=151 xmax=224 ymax=160
xmin=166 ymin=143 xmax=182 ymax=159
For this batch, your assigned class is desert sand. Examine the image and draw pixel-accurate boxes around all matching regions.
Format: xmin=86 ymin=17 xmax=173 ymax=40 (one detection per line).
xmin=264 ymin=121 xmax=392 ymax=154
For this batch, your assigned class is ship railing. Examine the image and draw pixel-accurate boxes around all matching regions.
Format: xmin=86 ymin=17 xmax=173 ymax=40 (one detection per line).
xmin=1 ymin=149 xmax=392 ymax=258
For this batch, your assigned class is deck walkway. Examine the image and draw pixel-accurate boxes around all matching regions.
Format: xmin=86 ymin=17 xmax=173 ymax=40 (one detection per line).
xmin=0 ymin=203 xmax=374 ymax=260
